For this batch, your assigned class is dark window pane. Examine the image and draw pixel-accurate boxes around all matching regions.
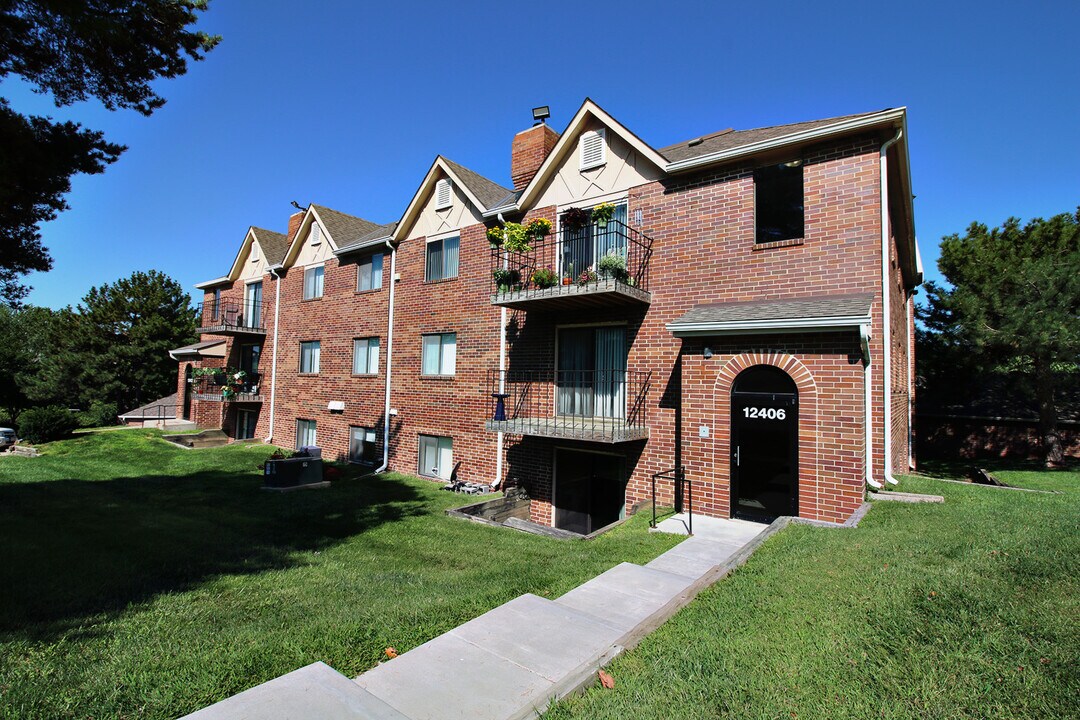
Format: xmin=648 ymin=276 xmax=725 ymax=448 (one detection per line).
xmin=754 ymin=164 xmax=804 ymax=243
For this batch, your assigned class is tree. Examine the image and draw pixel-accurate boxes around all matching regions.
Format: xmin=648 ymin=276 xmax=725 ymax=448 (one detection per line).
xmin=0 ymin=1 xmax=219 ymax=304
xmin=61 ymin=270 xmax=197 ymax=412
xmin=922 ymin=208 xmax=1080 ymax=466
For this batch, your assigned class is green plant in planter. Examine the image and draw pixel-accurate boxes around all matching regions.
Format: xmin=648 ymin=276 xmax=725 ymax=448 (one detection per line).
xmin=531 ymin=267 xmax=559 ymax=289
xmin=592 ymin=202 xmax=615 ymax=227
xmin=597 ymin=251 xmax=629 ymax=283
xmin=561 ymin=207 xmax=589 ymax=231
xmin=577 ymin=267 xmax=598 ymax=286
xmin=486 ymin=226 xmax=505 ymax=245
xmin=526 ymin=218 xmax=552 ymax=239
xmin=502 ymin=222 xmax=532 ymax=253
xmin=492 ymin=268 xmax=520 ymax=292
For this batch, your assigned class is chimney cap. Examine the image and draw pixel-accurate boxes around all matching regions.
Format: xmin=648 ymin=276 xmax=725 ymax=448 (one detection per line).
xmin=532 ymin=106 xmax=550 ymax=125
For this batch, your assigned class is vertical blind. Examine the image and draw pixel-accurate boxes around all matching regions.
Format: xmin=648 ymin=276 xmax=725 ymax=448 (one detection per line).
xmin=426 ymin=236 xmax=459 ymax=282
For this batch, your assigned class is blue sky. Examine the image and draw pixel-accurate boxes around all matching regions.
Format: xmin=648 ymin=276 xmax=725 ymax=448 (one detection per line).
xmin=10 ymin=0 xmax=1079 ymax=309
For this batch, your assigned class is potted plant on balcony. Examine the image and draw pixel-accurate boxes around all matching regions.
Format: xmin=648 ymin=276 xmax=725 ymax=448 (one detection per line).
xmin=597 ymin=250 xmax=629 ymax=283
xmin=493 ymin=268 xmax=519 ymax=293
xmin=526 ymin=218 xmax=552 ymax=239
xmin=561 ymin=207 xmax=589 ymax=231
xmin=503 ymin=222 xmax=532 ymax=253
xmin=531 ymin=267 xmax=559 ymax=289
xmin=562 ymin=262 xmax=573 ymax=286
xmin=578 ymin=266 xmax=598 ymax=286
xmin=592 ymin=202 xmax=615 ymax=228
xmin=486 ymin=226 xmax=505 ymax=247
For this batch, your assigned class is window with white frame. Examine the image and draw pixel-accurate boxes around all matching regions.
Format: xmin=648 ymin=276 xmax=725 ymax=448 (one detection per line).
xmin=435 ymin=178 xmax=452 ymax=210
xmin=296 ymin=419 xmax=317 ymax=449
xmin=357 ymin=253 xmax=383 ymax=291
xmin=425 ymin=236 xmax=459 ymax=282
xmin=352 ymin=337 xmax=379 ymax=375
xmin=303 ymin=265 xmax=324 ymax=300
xmin=349 ymin=426 xmax=377 ymax=465
xmin=579 ymin=128 xmax=607 ymax=170
xmin=418 ymin=434 xmax=453 ymax=479
xmin=299 ymin=340 xmax=320 ymax=373
xmin=421 ymin=333 xmax=456 ymax=376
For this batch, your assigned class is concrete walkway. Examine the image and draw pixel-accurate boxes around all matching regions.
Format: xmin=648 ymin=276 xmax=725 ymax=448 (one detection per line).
xmin=182 ymin=516 xmax=774 ymax=720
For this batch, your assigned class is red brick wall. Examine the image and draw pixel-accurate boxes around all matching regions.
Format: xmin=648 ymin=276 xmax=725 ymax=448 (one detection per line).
xmin=511 ymin=124 xmax=560 ymax=190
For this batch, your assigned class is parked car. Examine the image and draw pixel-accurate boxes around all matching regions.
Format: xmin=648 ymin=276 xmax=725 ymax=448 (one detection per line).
xmin=0 ymin=427 xmax=16 ymax=450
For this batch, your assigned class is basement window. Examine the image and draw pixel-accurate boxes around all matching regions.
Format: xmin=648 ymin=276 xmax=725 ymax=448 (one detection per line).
xmin=754 ymin=163 xmax=804 ymax=244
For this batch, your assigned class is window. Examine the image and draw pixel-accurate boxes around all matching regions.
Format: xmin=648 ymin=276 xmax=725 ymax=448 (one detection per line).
xmin=418 ymin=434 xmax=453 ymax=479
xmin=303 ymin=265 xmax=324 ymax=299
xmin=212 ymin=288 xmax=221 ymax=317
xmin=425 ymin=236 xmax=459 ymax=282
xmin=349 ymin=426 xmax=377 ymax=465
xmin=435 ymin=178 xmax=452 ymax=210
xmin=557 ymin=326 xmax=627 ymax=419
xmin=754 ymin=163 xmax=804 ymax=244
xmin=579 ymin=128 xmax=607 ymax=170
xmin=236 ymin=409 xmax=257 ymax=440
xmin=299 ymin=341 xmax=320 ymax=374
xmin=422 ymin=333 xmax=456 ymax=376
xmin=353 ymin=337 xmax=380 ymax=374
xmin=296 ymin=419 xmax=317 ymax=450
xmin=357 ymin=253 xmax=383 ymax=291
xmin=244 ymin=281 xmax=263 ymax=327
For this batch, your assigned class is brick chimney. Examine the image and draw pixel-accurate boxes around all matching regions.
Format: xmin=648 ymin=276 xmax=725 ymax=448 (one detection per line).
xmin=287 ymin=210 xmax=305 ymax=242
xmin=511 ymin=123 xmax=560 ymax=190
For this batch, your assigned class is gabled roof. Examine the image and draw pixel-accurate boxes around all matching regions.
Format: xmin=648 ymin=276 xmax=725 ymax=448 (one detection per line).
xmin=658 ymin=112 xmax=881 ymax=164
xmin=336 ymin=222 xmax=399 ymax=256
xmin=310 ymin=204 xmax=382 ymax=247
xmin=118 ymin=394 xmax=177 ymax=420
xmin=392 ymin=156 xmax=512 ymax=242
xmin=251 ymin=227 xmax=289 ymax=265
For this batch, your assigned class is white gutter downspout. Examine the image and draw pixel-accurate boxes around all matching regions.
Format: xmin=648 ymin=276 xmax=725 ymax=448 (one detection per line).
xmin=861 ymin=323 xmax=883 ymax=489
xmin=879 ymin=128 xmax=903 ymax=486
xmin=492 ymin=213 xmax=509 ymax=489
xmin=375 ymin=240 xmax=397 ymax=473
xmin=265 ymin=265 xmax=283 ymax=443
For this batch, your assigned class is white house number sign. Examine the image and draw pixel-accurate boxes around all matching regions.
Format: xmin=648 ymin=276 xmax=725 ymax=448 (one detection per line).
xmin=742 ymin=407 xmax=787 ymax=420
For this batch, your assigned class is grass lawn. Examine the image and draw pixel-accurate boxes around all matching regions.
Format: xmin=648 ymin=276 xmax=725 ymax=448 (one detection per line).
xmin=0 ymin=430 xmax=681 ymax=719
xmin=545 ymin=464 xmax=1080 ymax=720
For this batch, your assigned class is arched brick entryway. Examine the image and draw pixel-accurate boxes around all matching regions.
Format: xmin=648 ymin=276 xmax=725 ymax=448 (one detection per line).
xmin=713 ymin=352 xmax=819 ymax=519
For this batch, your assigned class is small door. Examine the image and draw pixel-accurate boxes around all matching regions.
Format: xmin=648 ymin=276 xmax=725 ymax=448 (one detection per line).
xmin=244 ymin=282 xmax=263 ymax=327
xmin=731 ymin=366 xmax=798 ymax=519
xmin=182 ymin=364 xmax=193 ymax=420
xmin=235 ymin=409 xmax=257 ymax=440
xmin=554 ymin=449 xmax=625 ymax=534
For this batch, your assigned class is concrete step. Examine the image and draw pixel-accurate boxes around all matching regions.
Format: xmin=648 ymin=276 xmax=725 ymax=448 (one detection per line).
xmin=554 ymin=562 xmax=697 ymax=649
xmin=645 ymin=536 xmax=746 ymax=579
xmin=179 ymin=661 xmax=408 ymax=720
xmin=354 ymin=593 xmax=626 ymax=720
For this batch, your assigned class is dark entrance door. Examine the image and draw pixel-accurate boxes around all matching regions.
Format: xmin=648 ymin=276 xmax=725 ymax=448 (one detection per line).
xmin=183 ymin=364 xmax=193 ymax=420
xmin=731 ymin=365 xmax=798 ymax=520
xmin=554 ymin=449 xmax=625 ymax=534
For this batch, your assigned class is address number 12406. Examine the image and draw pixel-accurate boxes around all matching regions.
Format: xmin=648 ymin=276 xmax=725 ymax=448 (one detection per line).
xmin=742 ymin=407 xmax=787 ymax=420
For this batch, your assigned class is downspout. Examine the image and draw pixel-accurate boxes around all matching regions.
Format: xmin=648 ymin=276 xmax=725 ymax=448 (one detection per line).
xmin=879 ymin=128 xmax=903 ymax=486
xmin=493 ymin=213 xmax=508 ymax=489
xmin=374 ymin=240 xmax=397 ymax=473
xmin=265 ymin=265 xmax=283 ymax=444
xmin=861 ymin=323 xmax=883 ymax=489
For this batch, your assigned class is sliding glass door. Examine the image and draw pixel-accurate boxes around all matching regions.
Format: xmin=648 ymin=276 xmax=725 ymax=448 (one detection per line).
xmin=560 ymin=204 xmax=627 ymax=277
xmin=557 ymin=326 xmax=627 ymax=419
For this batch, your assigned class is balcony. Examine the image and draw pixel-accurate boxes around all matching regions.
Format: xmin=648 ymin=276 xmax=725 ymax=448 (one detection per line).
xmin=484 ymin=369 xmax=650 ymax=443
xmin=197 ymin=299 xmax=269 ymax=336
xmin=490 ymin=218 xmax=653 ymax=311
xmin=193 ymin=373 xmax=263 ymax=403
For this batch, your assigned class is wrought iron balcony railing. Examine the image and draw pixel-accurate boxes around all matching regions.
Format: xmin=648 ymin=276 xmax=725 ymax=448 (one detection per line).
xmin=485 ymin=368 xmax=650 ymax=443
xmin=193 ymin=372 xmax=263 ymax=402
xmin=197 ymin=299 xmax=269 ymax=334
xmin=489 ymin=218 xmax=653 ymax=308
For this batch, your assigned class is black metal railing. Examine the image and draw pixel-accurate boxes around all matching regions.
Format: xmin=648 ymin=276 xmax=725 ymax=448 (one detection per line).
xmin=197 ymin=299 xmax=269 ymax=332
xmin=489 ymin=218 xmax=653 ymax=299
xmin=486 ymin=368 xmax=650 ymax=441
xmin=193 ymin=372 xmax=262 ymax=401
xmin=650 ymin=465 xmax=692 ymax=535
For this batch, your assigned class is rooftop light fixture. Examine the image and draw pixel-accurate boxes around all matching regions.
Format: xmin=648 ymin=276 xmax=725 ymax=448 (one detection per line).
xmin=532 ymin=106 xmax=550 ymax=125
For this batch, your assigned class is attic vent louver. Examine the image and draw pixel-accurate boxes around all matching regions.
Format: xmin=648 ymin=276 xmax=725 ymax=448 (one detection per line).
xmin=310 ymin=223 xmax=322 ymax=246
xmin=435 ymin=178 xmax=452 ymax=210
xmin=579 ymin=129 xmax=606 ymax=171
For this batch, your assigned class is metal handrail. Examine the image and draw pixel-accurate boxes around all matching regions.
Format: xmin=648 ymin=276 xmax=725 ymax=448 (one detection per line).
xmin=489 ymin=218 xmax=653 ymax=298
xmin=197 ymin=299 xmax=270 ymax=331
xmin=650 ymin=465 xmax=692 ymax=535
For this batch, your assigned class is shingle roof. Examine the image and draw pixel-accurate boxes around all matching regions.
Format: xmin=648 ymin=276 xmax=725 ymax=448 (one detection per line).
xmin=119 ymin=394 xmax=177 ymax=419
xmin=170 ymin=339 xmax=226 ymax=356
xmin=251 ymin=227 xmax=289 ymax=264
xmin=658 ymin=111 xmax=885 ymax=164
xmin=336 ymin=222 xmax=398 ymax=254
xmin=441 ymin=157 xmax=512 ymax=209
xmin=310 ymin=204 xmax=382 ymax=247
xmin=671 ymin=293 xmax=874 ymax=327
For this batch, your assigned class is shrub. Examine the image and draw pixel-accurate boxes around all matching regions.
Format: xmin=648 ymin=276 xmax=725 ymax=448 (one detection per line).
xmin=79 ymin=401 xmax=119 ymax=428
xmin=530 ymin=267 xmax=559 ymax=289
xmin=17 ymin=405 xmax=77 ymax=444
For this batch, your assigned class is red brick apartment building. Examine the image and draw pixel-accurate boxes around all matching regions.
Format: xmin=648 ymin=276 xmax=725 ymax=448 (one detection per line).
xmin=172 ymin=99 xmax=920 ymax=528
